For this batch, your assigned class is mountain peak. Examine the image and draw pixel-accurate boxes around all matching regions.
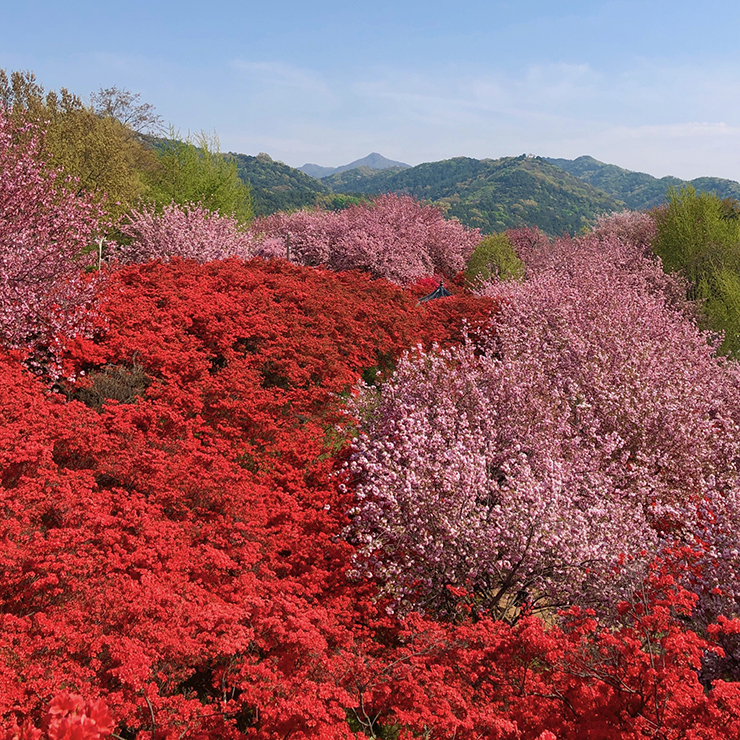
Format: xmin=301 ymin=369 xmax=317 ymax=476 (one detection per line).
xmin=299 ymin=153 xmax=410 ymax=180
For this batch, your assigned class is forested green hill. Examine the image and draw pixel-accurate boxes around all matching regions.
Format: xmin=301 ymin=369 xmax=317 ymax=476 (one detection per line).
xmin=229 ymin=148 xmax=740 ymax=235
xmin=321 ymin=155 xmax=623 ymax=234
xmin=230 ymin=151 xmax=330 ymax=216
xmin=545 ymin=155 xmax=740 ymax=210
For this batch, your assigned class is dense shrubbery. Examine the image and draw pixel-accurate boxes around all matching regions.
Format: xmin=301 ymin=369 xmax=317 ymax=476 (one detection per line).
xmin=5 ymin=83 xmax=740 ymax=736
xmin=0 ymin=274 xmax=736 ymax=738
xmin=0 ymin=108 xmax=102 ymax=362
xmin=5 ymin=257 xmax=740 ymax=738
xmin=0 ymin=258 xmax=499 ymax=738
xmin=252 ymin=193 xmax=480 ymax=284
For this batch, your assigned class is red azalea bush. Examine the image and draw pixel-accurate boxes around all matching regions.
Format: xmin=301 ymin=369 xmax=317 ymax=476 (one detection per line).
xmin=347 ymin=557 xmax=740 ymax=740
xmin=0 ymin=258 xmax=498 ymax=738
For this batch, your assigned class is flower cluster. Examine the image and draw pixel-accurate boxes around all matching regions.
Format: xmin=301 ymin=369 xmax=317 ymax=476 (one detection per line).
xmin=5 ymin=693 xmax=112 ymax=740
xmin=0 ymin=108 xmax=102 ymax=359
xmin=349 ymin=223 xmax=740 ymax=624
xmin=115 ymin=201 xmax=257 ymax=263
xmin=252 ymin=193 xmax=481 ymax=284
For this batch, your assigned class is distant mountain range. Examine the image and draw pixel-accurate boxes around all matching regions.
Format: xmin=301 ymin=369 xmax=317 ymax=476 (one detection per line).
xmin=233 ymin=150 xmax=740 ymax=234
xmin=545 ymin=155 xmax=740 ymax=209
xmin=299 ymin=152 xmax=410 ymax=179
xmin=320 ymin=155 xmax=621 ymax=234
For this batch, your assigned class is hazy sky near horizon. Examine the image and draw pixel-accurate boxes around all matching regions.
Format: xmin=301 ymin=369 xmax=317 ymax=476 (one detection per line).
xmin=2 ymin=0 xmax=739 ymax=180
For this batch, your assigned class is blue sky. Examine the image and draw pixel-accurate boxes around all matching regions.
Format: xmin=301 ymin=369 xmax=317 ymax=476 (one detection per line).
xmin=2 ymin=0 xmax=740 ymax=180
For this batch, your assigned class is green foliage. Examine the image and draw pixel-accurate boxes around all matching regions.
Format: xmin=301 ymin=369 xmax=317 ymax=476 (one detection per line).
xmin=547 ymin=155 xmax=740 ymax=211
xmin=703 ymin=267 xmax=740 ymax=356
xmin=653 ymin=186 xmax=740 ymax=355
xmin=0 ymin=69 xmax=157 ymax=225
xmin=319 ymin=165 xmax=408 ymax=192
xmin=466 ymin=232 xmax=524 ymax=284
xmin=145 ymin=130 xmax=254 ymax=224
xmin=653 ymin=186 xmax=740 ymax=277
xmin=46 ymin=106 xmax=156 ymax=226
xmin=346 ymin=709 xmax=401 ymax=739
xmin=230 ymin=151 xmax=329 ymax=216
xmin=321 ymin=155 xmax=623 ymax=235
xmin=318 ymin=192 xmax=371 ymax=211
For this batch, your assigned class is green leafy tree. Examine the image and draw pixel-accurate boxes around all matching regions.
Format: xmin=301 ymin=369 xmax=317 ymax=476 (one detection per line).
xmin=465 ymin=232 xmax=524 ymax=284
xmin=652 ymin=186 xmax=740 ymax=355
xmin=653 ymin=186 xmax=740 ymax=277
xmin=145 ymin=130 xmax=254 ymax=224
xmin=0 ymin=70 xmax=157 ymax=225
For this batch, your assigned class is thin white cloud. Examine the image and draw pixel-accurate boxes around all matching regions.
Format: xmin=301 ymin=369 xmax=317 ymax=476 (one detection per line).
xmin=231 ymin=60 xmax=336 ymax=102
xmin=610 ymin=121 xmax=740 ymax=140
xmin=334 ymin=61 xmax=740 ymax=179
xmin=352 ymin=64 xmax=608 ymax=135
xmin=522 ymin=62 xmax=601 ymax=103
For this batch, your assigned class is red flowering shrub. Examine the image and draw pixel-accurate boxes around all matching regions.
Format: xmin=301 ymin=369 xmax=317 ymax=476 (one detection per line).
xmin=314 ymin=557 xmax=740 ymax=739
xmin=45 ymin=693 xmax=113 ymax=740
xmin=0 ymin=258 xmax=495 ymax=738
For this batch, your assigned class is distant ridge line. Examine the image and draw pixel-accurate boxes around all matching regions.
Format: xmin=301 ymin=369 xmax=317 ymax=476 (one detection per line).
xmin=299 ymin=152 xmax=411 ymax=179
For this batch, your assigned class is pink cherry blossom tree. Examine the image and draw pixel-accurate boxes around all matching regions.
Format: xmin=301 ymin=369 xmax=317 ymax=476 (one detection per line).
xmin=251 ymin=194 xmax=481 ymax=284
xmin=0 ymin=108 xmax=102 ymax=359
xmin=590 ymin=208 xmax=657 ymax=251
xmin=115 ymin=201 xmax=258 ymax=264
xmin=347 ymin=227 xmax=740 ymax=622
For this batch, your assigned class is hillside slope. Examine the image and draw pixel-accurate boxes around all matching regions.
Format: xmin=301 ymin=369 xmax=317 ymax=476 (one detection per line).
xmin=230 ymin=152 xmax=330 ymax=216
xmin=546 ymin=155 xmax=740 ymax=209
xmin=300 ymin=152 xmax=410 ymax=179
xmin=322 ymin=155 xmax=623 ymax=234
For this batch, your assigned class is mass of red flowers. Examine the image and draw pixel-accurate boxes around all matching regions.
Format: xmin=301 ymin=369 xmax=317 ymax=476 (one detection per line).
xmin=0 ymin=257 xmax=496 ymax=738
xmin=0 ymin=256 xmax=738 ymax=739
xmin=4 ymin=108 xmax=740 ymax=739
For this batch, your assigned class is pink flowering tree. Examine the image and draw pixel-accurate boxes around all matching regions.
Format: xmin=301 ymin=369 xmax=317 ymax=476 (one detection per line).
xmin=114 ymin=201 xmax=257 ymax=264
xmin=0 ymin=108 xmax=102 ymax=356
xmin=509 ymin=216 xmax=690 ymax=316
xmin=250 ymin=207 xmax=344 ymax=265
xmin=590 ymin=209 xmax=657 ymax=251
xmin=251 ymin=194 xmax=481 ymax=284
xmin=347 ymin=228 xmax=740 ymax=622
